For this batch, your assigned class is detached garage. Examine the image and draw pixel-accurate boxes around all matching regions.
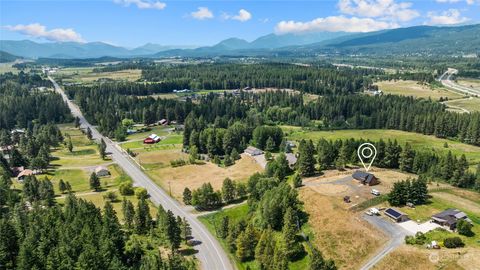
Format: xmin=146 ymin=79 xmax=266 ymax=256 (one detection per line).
xmin=385 ymin=208 xmax=409 ymax=223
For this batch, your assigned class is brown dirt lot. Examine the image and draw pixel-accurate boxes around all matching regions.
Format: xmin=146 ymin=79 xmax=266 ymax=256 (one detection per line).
xmin=300 ymin=188 xmax=386 ymax=270
xmin=302 ymin=168 xmax=416 ymax=206
xmin=147 ymin=153 xmax=262 ymax=201
xmin=372 ymin=245 xmax=480 ymax=270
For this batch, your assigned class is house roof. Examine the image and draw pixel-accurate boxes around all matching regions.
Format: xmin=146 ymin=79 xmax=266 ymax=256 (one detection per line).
xmin=95 ymin=166 xmax=109 ymax=173
xmin=285 ymin=153 xmax=297 ymax=166
xmin=385 ymin=208 xmax=406 ymax=219
xmin=17 ymin=169 xmax=33 ymax=178
xmin=244 ymin=146 xmax=263 ymax=155
xmin=432 ymin=209 xmax=470 ymax=225
xmin=352 ymin=171 xmax=376 ymax=183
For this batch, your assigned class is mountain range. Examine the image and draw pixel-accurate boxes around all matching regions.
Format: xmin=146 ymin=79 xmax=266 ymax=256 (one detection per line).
xmin=0 ymin=24 xmax=479 ymax=59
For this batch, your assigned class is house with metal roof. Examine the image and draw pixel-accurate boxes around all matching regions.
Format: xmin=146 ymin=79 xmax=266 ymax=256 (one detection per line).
xmin=431 ymin=209 xmax=472 ymax=230
xmin=244 ymin=146 xmax=263 ymax=156
xmin=352 ymin=171 xmax=379 ymax=186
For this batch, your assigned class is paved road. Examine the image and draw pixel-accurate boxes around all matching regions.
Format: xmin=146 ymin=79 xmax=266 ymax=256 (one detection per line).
xmin=439 ymin=69 xmax=480 ymax=97
xmin=49 ymin=76 xmax=234 ymax=270
xmin=359 ymin=214 xmax=409 ymax=270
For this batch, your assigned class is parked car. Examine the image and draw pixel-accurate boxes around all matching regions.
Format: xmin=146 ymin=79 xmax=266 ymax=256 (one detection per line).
xmin=371 ymin=189 xmax=381 ymax=196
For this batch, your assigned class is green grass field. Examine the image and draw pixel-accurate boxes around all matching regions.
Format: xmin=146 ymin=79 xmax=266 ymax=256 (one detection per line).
xmin=121 ymin=133 xmax=183 ymax=150
xmin=53 ymin=67 xmax=141 ymax=83
xmin=199 ymin=204 xmax=311 ymax=270
xmin=284 ymin=129 xmax=480 ymax=167
xmin=375 ymin=80 xmax=463 ymax=100
xmin=443 ymin=97 xmax=480 ymax=112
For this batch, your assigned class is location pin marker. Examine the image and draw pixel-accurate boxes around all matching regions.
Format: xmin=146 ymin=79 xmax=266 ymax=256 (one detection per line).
xmin=357 ymin=143 xmax=377 ymax=172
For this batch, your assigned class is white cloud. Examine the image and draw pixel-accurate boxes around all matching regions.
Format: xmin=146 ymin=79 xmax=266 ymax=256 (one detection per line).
xmin=5 ymin=23 xmax=85 ymax=42
xmin=114 ymin=0 xmax=166 ymax=10
xmin=275 ymin=16 xmax=398 ymax=34
xmin=436 ymin=0 xmax=477 ymax=4
xmin=426 ymin=9 xmax=469 ymax=25
xmin=225 ymin=9 xmax=252 ymax=22
xmin=338 ymin=0 xmax=419 ymax=22
xmin=191 ymin=7 xmax=214 ymax=20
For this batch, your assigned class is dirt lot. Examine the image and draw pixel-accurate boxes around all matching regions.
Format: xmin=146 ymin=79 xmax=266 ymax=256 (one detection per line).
xmin=372 ymin=245 xmax=480 ymax=270
xmin=302 ymin=168 xmax=416 ymax=206
xmin=300 ymin=188 xmax=387 ymax=270
xmin=147 ymin=153 xmax=262 ymax=201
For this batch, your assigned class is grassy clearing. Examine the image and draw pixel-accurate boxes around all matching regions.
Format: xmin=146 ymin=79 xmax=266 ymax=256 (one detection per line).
xmin=199 ymin=204 xmax=311 ymax=270
xmin=444 ymin=97 xmax=480 ymax=112
xmin=284 ymin=129 xmax=480 ymax=167
xmin=457 ymin=78 xmax=480 ymax=89
xmin=0 ymin=62 xmax=23 ymax=74
xmin=125 ymin=126 xmax=171 ymax=141
xmin=54 ymin=67 xmax=141 ymax=83
xmin=375 ymin=80 xmax=463 ymax=100
xmin=146 ymin=152 xmax=262 ymax=201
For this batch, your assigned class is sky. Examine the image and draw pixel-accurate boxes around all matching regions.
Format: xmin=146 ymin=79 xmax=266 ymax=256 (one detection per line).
xmin=1 ymin=0 xmax=479 ymax=47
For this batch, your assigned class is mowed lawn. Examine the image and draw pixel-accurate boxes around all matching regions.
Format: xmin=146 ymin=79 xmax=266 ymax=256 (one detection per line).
xmin=199 ymin=204 xmax=310 ymax=270
xmin=284 ymin=129 xmax=480 ymax=167
xmin=375 ymin=80 xmax=463 ymax=100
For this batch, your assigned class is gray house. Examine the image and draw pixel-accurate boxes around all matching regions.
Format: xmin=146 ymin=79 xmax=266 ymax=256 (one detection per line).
xmin=432 ymin=209 xmax=472 ymax=230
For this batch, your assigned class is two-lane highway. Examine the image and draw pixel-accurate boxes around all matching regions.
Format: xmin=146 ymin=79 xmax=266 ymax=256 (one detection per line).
xmin=49 ymin=76 xmax=234 ymax=270
xmin=439 ymin=68 xmax=480 ymax=97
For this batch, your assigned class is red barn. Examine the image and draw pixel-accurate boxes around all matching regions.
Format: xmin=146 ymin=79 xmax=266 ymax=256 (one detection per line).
xmin=144 ymin=134 xmax=161 ymax=144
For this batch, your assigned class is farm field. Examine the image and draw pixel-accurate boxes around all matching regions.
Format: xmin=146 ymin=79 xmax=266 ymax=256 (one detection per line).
xmin=284 ymin=129 xmax=480 ymax=167
xmin=299 ymin=187 xmax=387 ymax=270
xmin=375 ymin=80 xmax=464 ymax=100
xmin=443 ymin=97 xmax=480 ymax=112
xmin=199 ymin=204 xmax=310 ymax=270
xmin=54 ymin=67 xmax=142 ymax=83
xmin=457 ymin=78 xmax=480 ymax=90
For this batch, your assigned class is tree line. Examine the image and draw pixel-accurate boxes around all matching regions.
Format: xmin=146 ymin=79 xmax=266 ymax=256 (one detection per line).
xmin=296 ymin=138 xmax=480 ymax=191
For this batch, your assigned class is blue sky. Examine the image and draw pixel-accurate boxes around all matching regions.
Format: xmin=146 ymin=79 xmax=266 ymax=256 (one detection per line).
xmin=1 ymin=0 xmax=479 ymax=47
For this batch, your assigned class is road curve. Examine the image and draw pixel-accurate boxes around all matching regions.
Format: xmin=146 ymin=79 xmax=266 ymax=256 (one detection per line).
xmin=49 ymin=76 xmax=234 ymax=270
xmin=439 ymin=69 xmax=480 ymax=97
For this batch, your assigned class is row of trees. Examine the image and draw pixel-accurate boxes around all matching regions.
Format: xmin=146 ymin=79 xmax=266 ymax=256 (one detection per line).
xmin=183 ymin=178 xmax=248 ymax=209
xmin=295 ymin=137 xmax=480 ymax=191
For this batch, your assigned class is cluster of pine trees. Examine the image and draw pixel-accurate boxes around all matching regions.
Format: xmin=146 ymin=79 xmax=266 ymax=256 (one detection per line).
xmin=213 ymin=172 xmax=334 ymax=269
xmin=183 ymin=178 xmax=248 ymax=210
xmin=0 ymin=172 xmax=196 ymax=270
xmin=0 ymin=123 xmax=65 ymax=175
xmin=295 ymin=138 xmax=480 ymax=190
xmin=388 ymin=177 xmax=429 ymax=206
xmin=0 ymin=72 xmax=71 ymax=130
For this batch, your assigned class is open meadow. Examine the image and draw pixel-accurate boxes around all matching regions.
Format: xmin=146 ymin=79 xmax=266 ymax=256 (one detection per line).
xmin=375 ymin=80 xmax=464 ymax=100
xmin=54 ymin=67 xmax=142 ymax=83
xmin=443 ymin=97 xmax=480 ymax=112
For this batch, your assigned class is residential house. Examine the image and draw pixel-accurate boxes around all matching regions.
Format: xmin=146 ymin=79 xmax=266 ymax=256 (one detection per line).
xmin=244 ymin=146 xmax=263 ymax=156
xmin=431 ymin=209 xmax=472 ymax=230
xmin=95 ymin=166 xmax=110 ymax=177
xmin=352 ymin=171 xmax=379 ymax=186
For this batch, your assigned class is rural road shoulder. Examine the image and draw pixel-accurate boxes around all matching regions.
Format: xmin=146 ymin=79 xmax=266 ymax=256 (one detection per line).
xmin=49 ymin=76 xmax=234 ymax=270
xmin=360 ymin=214 xmax=409 ymax=270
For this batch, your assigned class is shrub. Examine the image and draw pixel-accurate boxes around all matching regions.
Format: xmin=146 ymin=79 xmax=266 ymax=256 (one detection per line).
xmin=170 ymin=159 xmax=187 ymax=167
xmin=457 ymin=219 xmax=474 ymax=237
xmin=119 ymin=182 xmax=134 ymax=196
xmin=104 ymin=191 xmax=118 ymax=202
xmin=444 ymin=237 xmax=464 ymax=248
xmin=135 ymin=187 xmax=149 ymax=200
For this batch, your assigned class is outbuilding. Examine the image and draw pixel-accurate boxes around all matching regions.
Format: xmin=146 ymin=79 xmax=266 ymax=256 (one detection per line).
xmin=285 ymin=153 xmax=298 ymax=168
xmin=352 ymin=171 xmax=379 ymax=186
xmin=17 ymin=169 xmax=34 ymax=181
xmin=244 ymin=146 xmax=263 ymax=156
xmin=95 ymin=166 xmax=110 ymax=177
xmin=384 ymin=208 xmax=409 ymax=223
xmin=144 ymin=134 xmax=161 ymax=144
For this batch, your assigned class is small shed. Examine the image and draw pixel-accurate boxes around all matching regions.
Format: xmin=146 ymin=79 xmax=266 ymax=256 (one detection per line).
xmin=95 ymin=166 xmax=110 ymax=177
xmin=352 ymin=171 xmax=379 ymax=186
xmin=158 ymin=119 xmax=168 ymax=126
xmin=244 ymin=146 xmax=263 ymax=156
xmin=384 ymin=208 xmax=409 ymax=223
